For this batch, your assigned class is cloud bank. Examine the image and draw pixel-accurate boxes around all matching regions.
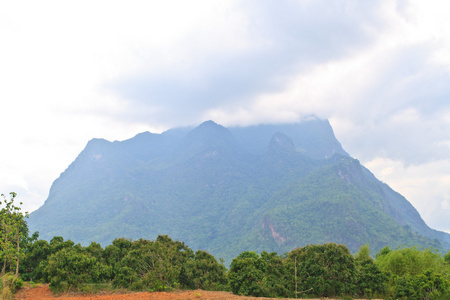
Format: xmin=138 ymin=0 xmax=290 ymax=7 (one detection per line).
xmin=1 ymin=0 xmax=450 ymax=233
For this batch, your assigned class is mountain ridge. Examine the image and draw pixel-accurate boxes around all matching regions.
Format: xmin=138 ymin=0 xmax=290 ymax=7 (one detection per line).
xmin=29 ymin=118 xmax=450 ymax=264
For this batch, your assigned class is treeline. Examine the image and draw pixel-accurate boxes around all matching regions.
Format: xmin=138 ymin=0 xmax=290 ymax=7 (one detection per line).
xmin=20 ymin=235 xmax=227 ymax=292
xmin=229 ymin=244 xmax=450 ymax=299
xmin=1 ymin=193 xmax=450 ymax=300
xmin=8 ymin=235 xmax=450 ymax=300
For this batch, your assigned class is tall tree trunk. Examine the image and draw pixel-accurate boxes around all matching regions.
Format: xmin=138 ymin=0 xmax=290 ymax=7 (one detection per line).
xmin=15 ymin=228 xmax=20 ymax=276
xmin=1 ymin=260 xmax=6 ymax=275
xmin=1 ymin=219 xmax=7 ymax=275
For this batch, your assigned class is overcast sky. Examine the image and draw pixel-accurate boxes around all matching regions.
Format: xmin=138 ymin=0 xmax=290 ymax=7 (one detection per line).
xmin=1 ymin=0 xmax=450 ymax=234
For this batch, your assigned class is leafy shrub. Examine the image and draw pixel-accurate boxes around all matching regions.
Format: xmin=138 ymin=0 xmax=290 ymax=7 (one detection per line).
xmin=42 ymin=247 xmax=111 ymax=291
xmin=0 ymin=273 xmax=23 ymax=292
xmin=180 ymin=250 xmax=227 ymax=291
xmin=285 ymin=243 xmax=356 ymax=298
xmin=354 ymin=245 xmax=388 ymax=298
xmin=0 ymin=273 xmax=23 ymax=300
xmin=392 ymin=270 xmax=449 ymax=300
xmin=228 ymin=251 xmax=264 ymax=296
xmin=112 ymin=235 xmax=194 ymax=291
xmin=1 ymin=286 xmax=12 ymax=300
xmin=228 ymin=251 xmax=287 ymax=297
xmin=375 ymin=246 xmax=443 ymax=277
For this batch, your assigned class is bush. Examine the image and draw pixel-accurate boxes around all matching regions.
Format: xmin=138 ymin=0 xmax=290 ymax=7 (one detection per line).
xmin=43 ymin=248 xmax=111 ymax=291
xmin=228 ymin=251 xmax=287 ymax=298
xmin=0 ymin=273 xmax=23 ymax=300
xmin=228 ymin=251 xmax=264 ymax=296
xmin=1 ymin=273 xmax=23 ymax=292
xmin=285 ymin=243 xmax=356 ymax=298
xmin=354 ymin=245 xmax=388 ymax=298
xmin=112 ymin=236 xmax=194 ymax=291
xmin=392 ymin=270 xmax=449 ymax=300
xmin=1 ymin=286 xmax=12 ymax=300
xmin=180 ymin=250 xmax=227 ymax=291
xmin=375 ymin=246 xmax=443 ymax=277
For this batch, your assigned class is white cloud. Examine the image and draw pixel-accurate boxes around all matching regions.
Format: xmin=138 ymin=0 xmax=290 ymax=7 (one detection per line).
xmin=442 ymin=199 xmax=450 ymax=210
xmin=1 ymin=0 xmax=450 ymax=235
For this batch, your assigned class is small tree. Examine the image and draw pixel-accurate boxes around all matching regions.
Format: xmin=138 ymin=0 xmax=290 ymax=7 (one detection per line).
xmin=228 ymin=251 xmax=287 ymax=297
xmin=112 ymin=235 xmax=194 ymax=291
xmin=0 ymin=192 xmax=29 ymax=276
xmin=354 ymin=244 xmax=388 ymax=297
xmin=180 ymin=250 xmax=227 ymax=291
xmin=375 ymin=246 xmax=444 ymax=277
xmin=228 ymin=251 xmax=264 ymax=296
xmin=285 ymin=243 xmax=357 ymax=298
xmin=42 ymin=247 xmax=111 ymax=291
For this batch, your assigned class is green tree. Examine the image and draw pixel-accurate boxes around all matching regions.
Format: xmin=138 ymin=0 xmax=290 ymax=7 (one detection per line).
xmin=20 ymin=239 xmax=50 ymax=281
xmin=180 ymin=250 xmax=227 ymax=291
xmin=103 ymin=237 xmax=132 ymax=280
xmin=375 ymin=246 xmax=450 ymax=299
xmin=42 ymin=247 xmax=111 ymax=291
xmin=259 ymin=251 xmax=287 ymax=297
xmin=285 ymin=243 xmax=356 ymax=298
xmin=112 ymin=235 xmax=194 ymax=291
xmin=0 ymin=192 xmax=29 ymax=276
xmin=228 ymin=251 xmax=263 ymax=296
xmin=375 ymin=246 xmax=444 ymax=277
xmin=354 ymin=245 xmax=388 ymax=297
xmin=392 ymin=270 xmax=449 ymax=300
xmin=228 ymin=251 xmax=286 ymax=297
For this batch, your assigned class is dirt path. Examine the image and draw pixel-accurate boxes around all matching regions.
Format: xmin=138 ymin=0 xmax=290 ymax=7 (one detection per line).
xmin=14 ymin=284 xmax=378 ymax=300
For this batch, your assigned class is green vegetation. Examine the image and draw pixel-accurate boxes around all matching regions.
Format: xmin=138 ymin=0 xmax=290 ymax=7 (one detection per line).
xmin=1 ymin=193 xmax=450 ymax=299
xmin=1 ymin=192 xmax=29 ymax=276
xmin=286 ymin=243 xmax=357 ymax=297
xmin=1 ymin=193 xmax=27 ymax=299
xmin=375 ymin=246 xmax=450 ymax=299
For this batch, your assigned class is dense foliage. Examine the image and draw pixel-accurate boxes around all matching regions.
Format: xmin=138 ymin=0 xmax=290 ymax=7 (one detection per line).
xmin=375 ymin=246 xmax=450 ymax=299
xmin=227 ymin=244 xmax=449 ymax=299
xmin=228 ymin=251 xmax=287 ymax=297
xmin=286 ymin=243 xmax=357 ymax=297
xmin=18 ymin=235 xmax=227 ymax=293
xmin=3 ymin=226 xmax=450 ymax=298
xmin=3 ymin=192 xmax=450 ymax=299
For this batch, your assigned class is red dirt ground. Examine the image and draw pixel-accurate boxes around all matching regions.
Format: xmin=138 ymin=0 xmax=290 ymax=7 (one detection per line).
xmin=13 ymin=284 xmax=288 ymax=300
xmin=14 ymin=284 xmax=379 ymax=300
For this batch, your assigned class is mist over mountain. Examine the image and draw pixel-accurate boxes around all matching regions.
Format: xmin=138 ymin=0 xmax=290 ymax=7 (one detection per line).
xmin=28 ymin=117 xmax=450 ymax=264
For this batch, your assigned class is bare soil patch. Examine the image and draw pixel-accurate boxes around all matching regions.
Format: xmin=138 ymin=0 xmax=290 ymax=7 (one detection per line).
xmin=14 ymin=285 xmax=281 ymax=300
xmin=14 ymin=284 xmax=378 ymax=300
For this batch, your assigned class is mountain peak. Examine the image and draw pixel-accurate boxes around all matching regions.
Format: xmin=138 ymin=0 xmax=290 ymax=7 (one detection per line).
xmin=199 ymin=120 xmax=220 ymax=127
xmin=181 ymin=121 xmax=237 ymax=156
xmin=268 ymin=132 xmax=296 ymax=152
xmin=188 ymin=120 xmax=231 ymax=139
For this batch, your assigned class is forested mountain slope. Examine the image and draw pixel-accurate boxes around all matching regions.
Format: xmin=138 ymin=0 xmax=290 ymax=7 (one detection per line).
xmin=28 ymin=118 xmax=450 ymax=264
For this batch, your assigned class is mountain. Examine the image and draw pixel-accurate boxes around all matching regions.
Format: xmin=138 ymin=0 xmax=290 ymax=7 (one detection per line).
xmin=28 ymin=118 xmax=450 ymax=264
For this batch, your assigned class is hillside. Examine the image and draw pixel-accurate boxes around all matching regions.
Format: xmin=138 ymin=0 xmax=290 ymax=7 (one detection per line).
xmin=28 ymin=118 xmax=450 ymax=264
